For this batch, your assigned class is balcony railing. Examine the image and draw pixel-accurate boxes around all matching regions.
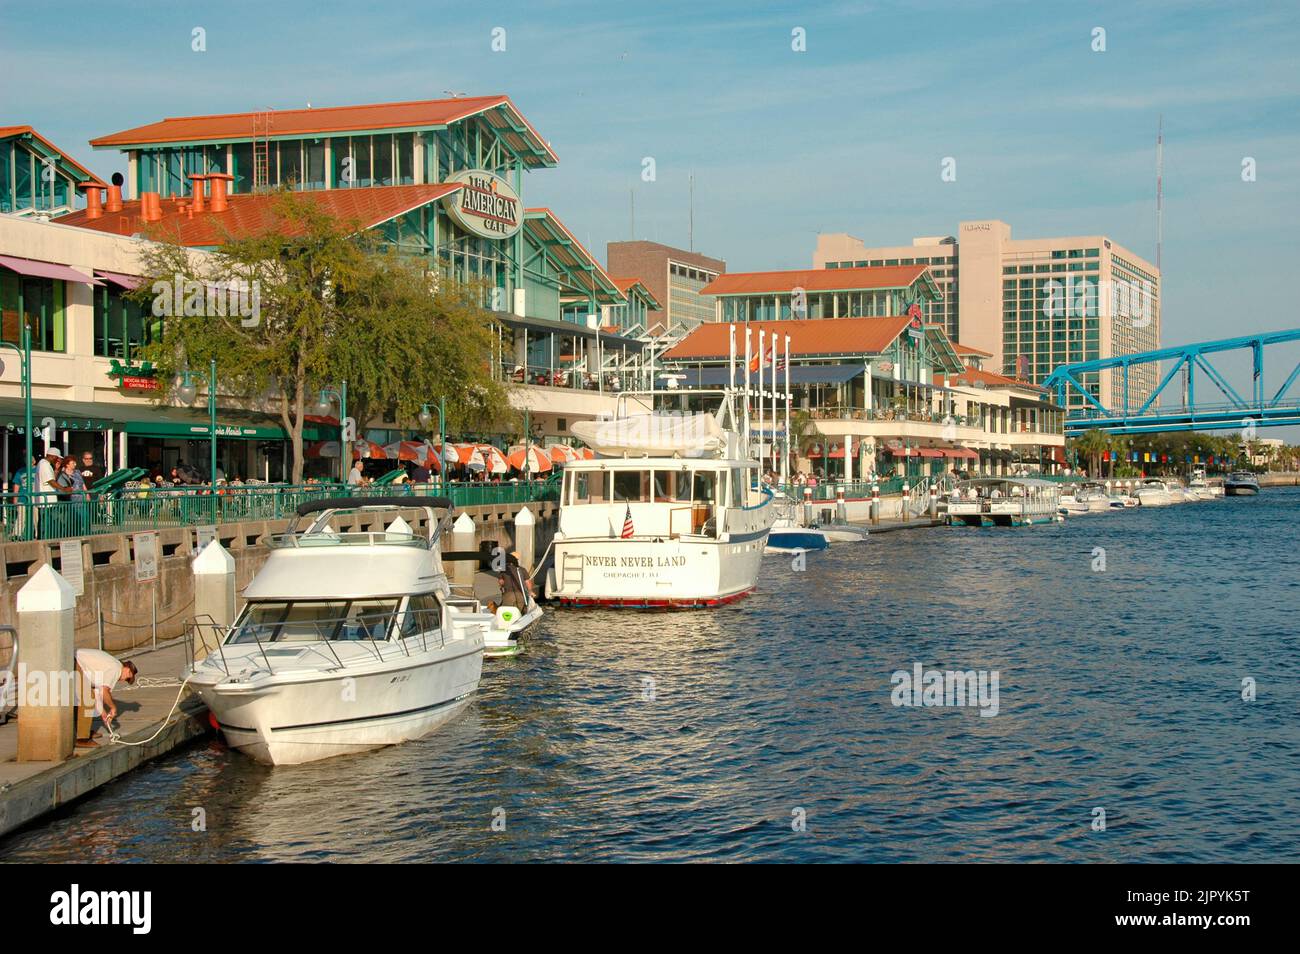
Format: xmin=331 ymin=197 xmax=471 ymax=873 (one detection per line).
xmin=0 ymin=477 xmax=561 ymax=544
xmin=499 ymin=362 xmax=642 ymax=393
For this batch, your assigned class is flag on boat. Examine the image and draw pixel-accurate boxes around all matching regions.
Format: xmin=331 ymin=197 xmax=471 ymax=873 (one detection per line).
xmin=621 ymin=504 xmax=634 ymax=539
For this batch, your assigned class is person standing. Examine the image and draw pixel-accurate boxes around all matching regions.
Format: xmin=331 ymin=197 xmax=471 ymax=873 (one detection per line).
xmin=78 ymin=450 xmax=105 ymax=488
xmin=52 ymin=455 xmax=90 ymax=535
xmin=73 ymin=648 xmax=138 ymax=747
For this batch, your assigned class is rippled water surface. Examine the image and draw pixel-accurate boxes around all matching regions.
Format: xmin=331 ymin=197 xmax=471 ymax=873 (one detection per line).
xmin=5 ymin=488 xmax=1298 ymax=862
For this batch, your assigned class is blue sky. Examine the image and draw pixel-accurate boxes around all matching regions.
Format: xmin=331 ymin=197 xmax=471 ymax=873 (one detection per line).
xmin=5 ymin=0 xmax=1299 ymax=418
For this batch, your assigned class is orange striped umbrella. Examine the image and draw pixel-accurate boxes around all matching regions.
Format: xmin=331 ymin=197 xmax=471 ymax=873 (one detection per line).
xmin=508 ymin=445 xmax=553 ymax=474
xmin=477 ymin=444 xmax=510 ymax=475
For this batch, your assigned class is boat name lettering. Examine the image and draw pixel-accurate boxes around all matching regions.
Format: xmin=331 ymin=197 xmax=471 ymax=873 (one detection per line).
xmin=584 ymin=555 xmax=687 ymax=568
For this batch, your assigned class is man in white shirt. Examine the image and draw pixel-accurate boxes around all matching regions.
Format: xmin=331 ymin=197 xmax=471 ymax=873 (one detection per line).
xmin=347 ymin=460 xmax=364 ymax=485
xmin=73 ymin=648 xmax=138 ymax=747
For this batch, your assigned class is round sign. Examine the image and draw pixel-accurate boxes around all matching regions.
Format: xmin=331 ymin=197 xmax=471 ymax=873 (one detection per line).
xmin=443 ymin=170 xmax=522 ymax=239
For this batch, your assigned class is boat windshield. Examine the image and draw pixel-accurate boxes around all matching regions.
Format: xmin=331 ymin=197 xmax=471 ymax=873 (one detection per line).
xmin=229 ymin=599 xmax=401 ymax=643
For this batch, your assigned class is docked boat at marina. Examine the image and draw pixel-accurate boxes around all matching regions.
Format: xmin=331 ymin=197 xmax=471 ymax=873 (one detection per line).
xmin=1060 ymin=482 xmax=1112 ymax=514
xmin=1224 ymin=471 xmax=1260 ymax=496
xmin=546 ymin=390 xmax=776 ymax=607
xmin=765 ymin=493 xmax=831 ymax=552
xmin=946 ymin=477 xmax=1062 ymax=527
xmin=186 ymin=497 xmax=488 ymax=766
xmin=1133 ymin=479 xmax=1175 ymax=507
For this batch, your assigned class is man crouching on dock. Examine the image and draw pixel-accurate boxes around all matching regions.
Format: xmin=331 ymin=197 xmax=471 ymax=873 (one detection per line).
xmin=73 ymin=648 xmax=138 ymax=748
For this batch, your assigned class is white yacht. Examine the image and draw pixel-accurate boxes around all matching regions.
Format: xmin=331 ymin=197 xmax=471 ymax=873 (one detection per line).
xmin=545 ymin=390 xmax=776 ymax=607
xmin=1060 ymin=482 xmax=1111 ymax=514
xmin=1133 ymin=478 xmax=1175 ymax=506
xmin=187 ymin=497 xmax=488 ymax=766
xmin=946 ymin=477 xmax=1062 ymax=527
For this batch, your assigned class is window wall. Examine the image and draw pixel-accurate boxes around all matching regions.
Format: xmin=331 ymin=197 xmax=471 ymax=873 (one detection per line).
xmin=0 ymin=273 xmax=66 ymax=352
xmin=93 ymin=284 xmax=162 ymax=360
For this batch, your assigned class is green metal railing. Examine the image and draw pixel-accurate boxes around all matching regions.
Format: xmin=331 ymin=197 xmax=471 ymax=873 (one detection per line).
xmin=0 ymin=476 xmax=561 ymax=544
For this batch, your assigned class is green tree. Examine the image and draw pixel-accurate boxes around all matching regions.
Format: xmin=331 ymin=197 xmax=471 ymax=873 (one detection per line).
xmin=1071 ymin=428 xmax=1110 ymax=477
xmin=133 ymin=190 xmax=508 ymax=482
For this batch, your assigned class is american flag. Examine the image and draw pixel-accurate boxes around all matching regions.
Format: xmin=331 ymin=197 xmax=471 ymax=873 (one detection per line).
xmin=621 ymin=504 xmax=634 ymax=539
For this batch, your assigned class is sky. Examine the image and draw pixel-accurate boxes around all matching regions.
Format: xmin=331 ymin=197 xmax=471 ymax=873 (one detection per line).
xmin=4 ymin=0 xmax=1298 ymax=430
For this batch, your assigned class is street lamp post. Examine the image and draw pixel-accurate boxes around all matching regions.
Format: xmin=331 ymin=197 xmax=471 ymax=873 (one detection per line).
xmin=178 ymin=358 xmax=219 ymax=520
xmin=1 ymin=326 xmax=34 ymax=538
xmin=418 ymin=397 xmax=446 ymax=486
xmin=315 ymin=381 xmax=348 ymax=484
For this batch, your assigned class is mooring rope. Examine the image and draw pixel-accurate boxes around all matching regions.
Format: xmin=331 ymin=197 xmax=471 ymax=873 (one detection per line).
xmin=102 ymin=675 xmax=194 ymax=747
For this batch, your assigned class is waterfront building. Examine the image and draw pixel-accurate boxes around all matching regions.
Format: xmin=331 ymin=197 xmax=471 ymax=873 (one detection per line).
xmin=606 ymin=241 xmax=725 ymax=337
xmin=3 ymin=99 xmax=654 ymax=455
xmin=815 ymin=220 xmax=1160 ymax=413
xmin=660 ymin=310 xmax=1065 ymax=480
xmin=0 ymin=126 xmax=103 ymax=218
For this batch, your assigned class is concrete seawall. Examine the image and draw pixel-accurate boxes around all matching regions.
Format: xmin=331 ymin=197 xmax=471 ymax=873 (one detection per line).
xmin=1 ymin=499 xmax=557 ymax=653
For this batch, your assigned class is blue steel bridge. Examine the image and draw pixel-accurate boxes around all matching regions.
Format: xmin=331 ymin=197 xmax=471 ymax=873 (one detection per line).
xmin=1045 ymin=329 xmax=1300 ymax=436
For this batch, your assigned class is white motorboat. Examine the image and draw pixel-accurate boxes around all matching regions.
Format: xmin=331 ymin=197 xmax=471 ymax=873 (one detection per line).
xmin=765 ymin=493 xmax=832 ymax=552
xmin=546 ymin=389 xmax=776 ymax=607
xmin=1224 ymin=471 xmax=1261 ymax=496
xmin=1059 ymin=482 xmax=1110 ymax=514
xmin=187 ymin=497 xmax=488 ymax=766
xmin=817 ymin=523 xmax=870 ymax=543
xmin=1133 ymin=479 xmax=1174 ymax=506
xmin=476 ymin=602 xmax=543 ymax=658
xmin=947 ymin=478 xmax=1062 ymax=527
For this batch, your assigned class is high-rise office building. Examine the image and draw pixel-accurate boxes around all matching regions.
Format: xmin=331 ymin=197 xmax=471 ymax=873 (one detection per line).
xmin=815 ymin=220 xmax=1160 ymax=412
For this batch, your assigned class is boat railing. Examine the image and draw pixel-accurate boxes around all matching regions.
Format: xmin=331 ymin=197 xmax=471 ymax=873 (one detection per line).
xmin=264 ymin=530 xmax=431 ymax=549
xmin=208 ymin=606 xmax=448 ymax=677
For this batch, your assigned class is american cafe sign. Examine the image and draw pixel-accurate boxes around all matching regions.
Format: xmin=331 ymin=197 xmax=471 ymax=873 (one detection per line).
xmin=443 ymin=170 xmax=522 ymax=239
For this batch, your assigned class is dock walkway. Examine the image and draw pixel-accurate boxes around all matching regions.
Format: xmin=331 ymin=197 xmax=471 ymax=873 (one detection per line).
xmin=0 ymin=640 xmax=208 ymax=840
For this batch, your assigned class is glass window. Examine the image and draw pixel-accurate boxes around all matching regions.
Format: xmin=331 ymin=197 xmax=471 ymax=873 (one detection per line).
xmin=612 ymin=470 xmax=650 ymax=502
xmin=230 ymin=142 xmax=254 ymax=193
xmin=374 ymin=134 xmax=394 ymax=186
xmin=569 ymin=469 xmax=609 ymax=504
xmin=692 ymin=471 xmax=718 ymax=504
xmin=280 ymin=140 xmax=303 ymax=189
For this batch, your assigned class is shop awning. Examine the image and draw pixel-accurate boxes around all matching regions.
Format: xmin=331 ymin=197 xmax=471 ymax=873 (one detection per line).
xmin=94 ymin=269 xmax=145 ymax=290
xmin=673 ymin=364 xmax=863 ymax=387
xmin=0 ymin=254 xmax=102 ymax=285
xmin=916 ymin=447 xmax=946 ymax=458
xmin=0 ymin=396 xmax=330 ymax=441
xmin=944 ymin=447 xmax=979 ymax=460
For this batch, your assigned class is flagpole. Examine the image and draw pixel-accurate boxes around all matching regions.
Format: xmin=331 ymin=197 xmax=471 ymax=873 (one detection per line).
xmin=784 ymin=334 xmax=791 ymax=486
xmin=744 ymin=327 xmax=752 ymax=457
xmin=758 ymin=328 xmax=765 ymax=470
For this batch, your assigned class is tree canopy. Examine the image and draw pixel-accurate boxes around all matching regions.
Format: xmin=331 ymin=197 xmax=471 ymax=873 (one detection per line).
xmin=132 ymin=190 xmax=510 ymax=482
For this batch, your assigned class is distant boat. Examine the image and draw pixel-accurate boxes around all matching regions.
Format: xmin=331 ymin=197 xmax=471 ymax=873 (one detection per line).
xmin=765 ymin=495 xmax=830 ymax=552
xmin=1224 ymin=471 xmax=1261 ymax=496
xmin=946 ymin=478 xmax=1061 ymax=527
xmin=1134 ymin=479 xmax=1175 ymax=507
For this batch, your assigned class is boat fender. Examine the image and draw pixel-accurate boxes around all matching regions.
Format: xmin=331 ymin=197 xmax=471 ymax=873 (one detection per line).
xmin=496 ymin=606 xmax=521 ymax=627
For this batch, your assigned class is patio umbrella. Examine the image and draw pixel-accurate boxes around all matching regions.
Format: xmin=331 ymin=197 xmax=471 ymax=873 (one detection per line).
xmin=546 ymin=444 xmax=580 ymax=464
xmin=579 ymin=447 xmax=595 ymax=460
xmin=477 ymin=444 xmax=510 ymax=475
xmin=351 ymin=439 xmax=386 ymax=459
xmin=305 ymin=440 xmax=340 ymax=459
xmin=452 ymin=443 xmax=485 ymax=471
xmin=384 ymin=440 xmax=425 ymax=461
xmin=508 ymin=445 xmax=553 ymax=475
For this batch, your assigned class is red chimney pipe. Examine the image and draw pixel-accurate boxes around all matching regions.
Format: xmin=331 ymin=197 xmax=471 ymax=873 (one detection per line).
xmin=189 ymin=174 xmax=208 ymax=213
xmin=105 ymin=182 xmax=123 ymax=213
xmin=141 ymin=191 xmax=163 ymax=223
xmin=78 ymin=182 xmax=105 ymax=219
xmin=208 ymin=173 xmax=233 ymax=212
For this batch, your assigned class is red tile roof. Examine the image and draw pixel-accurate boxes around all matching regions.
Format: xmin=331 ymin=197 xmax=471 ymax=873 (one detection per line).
xmin=55 ymin=184 xmax=460 ymax=247
xmin=90 ymin=95 xmax=558 ymax=166
xmin=663 ymin=315 xmax=914 ymax=361
xmin=700 ymin=264 xmax=930 ymax=296
xmin=0 ymin=125 xmax=103 ymax=184
xmin=610 ymin=276 xmax=662 ymax=310
xmin=936 ymin=367 xmax=1045 ymax=392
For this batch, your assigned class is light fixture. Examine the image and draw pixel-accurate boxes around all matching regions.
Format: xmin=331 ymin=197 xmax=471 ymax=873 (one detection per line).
xmin=418 ymin=404 xmax=433 ymax=428
xmin=315 ymin=390 xmax=332 ymax=416
xmin=176 ymin=373 xmax=197 ymax=406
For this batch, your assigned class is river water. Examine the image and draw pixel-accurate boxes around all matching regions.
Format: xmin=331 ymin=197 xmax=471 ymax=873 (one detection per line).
xmin=4 ymin=488 xmax=1297 ymax=862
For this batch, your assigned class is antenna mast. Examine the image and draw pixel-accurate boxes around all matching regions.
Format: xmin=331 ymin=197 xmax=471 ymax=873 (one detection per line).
xmin=689 ymin=173 xmax=695 ymax=251
xmin=1156 ymin=115 xmax=1163 ymax=273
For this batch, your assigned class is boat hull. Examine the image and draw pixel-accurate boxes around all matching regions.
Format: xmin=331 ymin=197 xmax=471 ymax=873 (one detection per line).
xmin=194 ymin=643 xmax=482 ymax=766
xmin=1224 ymin=484 xmax=1259 ymax=496
xmin=765 ymin=528 xmax=831 ymax=551
xmin=550 ymin=533 xmax=767 ymax=607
